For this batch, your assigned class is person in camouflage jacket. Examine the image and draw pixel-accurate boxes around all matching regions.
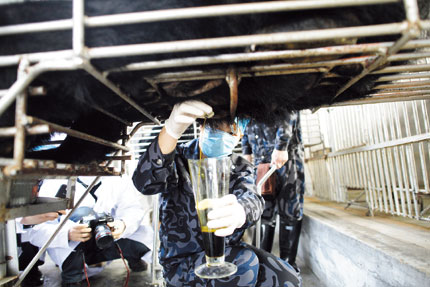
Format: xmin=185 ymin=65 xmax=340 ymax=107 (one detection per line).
xmin=242 ymin=109 xmax=305 ymax=271
xmin=133 ymin=101 xmax=301 ymax=287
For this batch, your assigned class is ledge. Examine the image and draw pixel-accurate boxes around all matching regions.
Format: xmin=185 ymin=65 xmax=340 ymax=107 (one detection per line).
xmin=299 ymin=198 xmax=430 ymax=287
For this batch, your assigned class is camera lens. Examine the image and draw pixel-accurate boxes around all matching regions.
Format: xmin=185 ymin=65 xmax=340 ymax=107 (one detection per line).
xmin=94 ymin=224 xmax=114 ymax=249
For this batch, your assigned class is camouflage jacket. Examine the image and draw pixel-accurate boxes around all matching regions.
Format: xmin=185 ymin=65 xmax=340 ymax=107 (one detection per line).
xmin=132 ymin=137 xmax=264 ymax=269
xmin=242 ymin=110 xmax=302 ymax=166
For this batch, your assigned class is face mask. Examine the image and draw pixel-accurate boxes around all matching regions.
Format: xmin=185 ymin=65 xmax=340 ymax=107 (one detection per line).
xmin=200 ymin=126 xmax=240 ymax=158
xmin=232 ymin=117 xmax=251 ymax=137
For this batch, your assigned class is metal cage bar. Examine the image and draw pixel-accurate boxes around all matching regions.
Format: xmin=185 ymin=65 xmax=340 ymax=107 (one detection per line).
xmin=304 ymin=98 xmax=430 ymax=220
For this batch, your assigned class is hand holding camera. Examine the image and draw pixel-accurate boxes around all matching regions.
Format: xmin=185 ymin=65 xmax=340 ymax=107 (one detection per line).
xmin=79 ymin=212 xmax=115 ymax=249
xmin=107 ymin=219 xmax=126 ymax=240
xmin=68 ymin=224 xmax=92 ymax=242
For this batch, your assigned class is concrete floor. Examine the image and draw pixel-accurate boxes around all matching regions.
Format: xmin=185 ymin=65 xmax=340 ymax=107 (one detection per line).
xmin=34 ymin=222 xmax=323 ymax=287
xmin=37 ymin=254 xmax=321 ymax=287
xmin=299 ymin=197 xmax=430 ymax=287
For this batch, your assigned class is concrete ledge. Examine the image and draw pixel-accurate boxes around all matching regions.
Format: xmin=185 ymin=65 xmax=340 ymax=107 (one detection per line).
xmin=298 ymin=199 xmax=430 ymax=287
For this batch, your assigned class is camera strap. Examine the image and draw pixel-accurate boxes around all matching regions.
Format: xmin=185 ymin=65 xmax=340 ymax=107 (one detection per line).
xmin=77 ymin=178 xmax=102 ymax=202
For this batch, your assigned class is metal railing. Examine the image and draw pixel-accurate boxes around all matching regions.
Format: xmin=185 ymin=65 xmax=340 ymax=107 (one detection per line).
xmin=305 ymin=99 xmax=430 ymax=221
xmin=0 ymin=0 xmax=429 ymax=176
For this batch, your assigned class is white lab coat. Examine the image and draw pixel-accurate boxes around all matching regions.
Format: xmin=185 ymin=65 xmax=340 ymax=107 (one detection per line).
xmin=29 ymin=176 xmax=153 ymax=270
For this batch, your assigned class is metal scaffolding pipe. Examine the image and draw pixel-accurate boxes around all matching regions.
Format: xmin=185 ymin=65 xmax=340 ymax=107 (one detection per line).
xmin=333 ymin=22 xmax=420 ymax=100
xmin=255 ymin=165 xmax=277 ymax=248
xmin=26 ymin=116 xmax=130 ymax=152
xmin=371 ymin=89 xmax=430 ymax=96
xmin=377 ymin=86 xmax=430 ymax=93
xmin=107 ymin=45 xmax=382 ymax=74
xmin=73 ymin=0 xmax=85 ymax=57
xmin=0 ymin=0 xmax=400 ymax=37
xmin=92 ymin=105 xmax=133 ymax=127
xmin=13 ymin=176 xmax=101 ymax=287
xmin=2 ymin=38 xmax=429 ymax=71
xmin=373 ymin=64 xmax=430 ymax=74
xmin=13 ymin=60 xmax=29 ymax=172
xmin=373 ymin=80 xmax=430 ymax=89
xmin=375 ymin=72 xmax=430 ymax=82
xmin=0 ymin=50 xmax=74 ymax=68
xmin=87 ymin=23 xmax=407 ymax=59
xmin=143 ymin=55 xmax=372 ymax=83
xmin=421 ymin=20 xmax=430 ymax=30
xmin=0 ymin=58 xmax=83 ymax=117
xmin=82 ymin=61 xmax=160 ymax=125
xmin=388 ymin=52 xmax=430 ymax=62
xmin=329 ymin=93 xmax=430 ymax=105
xmin=328 ymin=132 xmax=430 ymax=157
xmin=148 ymin=67 xmax=328 ymax=83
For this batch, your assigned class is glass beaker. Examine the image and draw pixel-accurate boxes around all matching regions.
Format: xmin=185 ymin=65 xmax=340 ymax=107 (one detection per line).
xmin=188 ymin=157 xmax=237 ymax=279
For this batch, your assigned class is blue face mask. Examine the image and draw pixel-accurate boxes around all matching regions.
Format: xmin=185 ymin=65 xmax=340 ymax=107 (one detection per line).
xmin=200 ymin=126 xmax=240 ymax=158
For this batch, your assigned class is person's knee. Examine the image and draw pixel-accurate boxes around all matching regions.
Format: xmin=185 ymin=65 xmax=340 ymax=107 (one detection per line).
xmin=227 ymin=247 xmax=259 ymax=286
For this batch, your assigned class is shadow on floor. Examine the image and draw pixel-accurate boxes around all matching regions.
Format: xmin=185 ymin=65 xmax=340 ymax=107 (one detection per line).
xmin=36 ymin=219 xmax=323 ymax=287
xmin=39 ymin=257 xmax=153 ymax=287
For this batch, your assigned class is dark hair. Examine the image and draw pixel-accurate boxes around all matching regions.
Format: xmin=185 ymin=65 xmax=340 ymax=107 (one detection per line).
xmin=196 ymin=117 xmax=234 ymax=129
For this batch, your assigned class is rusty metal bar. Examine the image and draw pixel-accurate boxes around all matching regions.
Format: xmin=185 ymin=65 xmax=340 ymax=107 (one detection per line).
xmin=26 ymin=116 xmax=129 ymax=152
xmin=82 ymin=61 xmax=160 ymax=125
xmin=333 ymin=27 xmax=420 ymax=100
xmin=92 ymin=106 xmax=133 ymax=127
xmin=0 ymin=58 xmax=83 ymax=117
xmin=0 ymin=0 xmax=400 ymax=37
xmin=88 ymin=23 xmax=407 ymax=59
xmin=148 ymin=67 xmax=328 ymax=83
xmin=0 ymin=125 xmax=51 ymax=137
xmin=108 ymin=45 xmax=381 ymax=74
xmin=110 ymin=48 xmax=430 ymax=79
xmin=0 ymin=158 xmax=119 ymax=177
xmin=12 ymin=60 xmax=30 ymax=173
xmin=104 ymin=155 xmax=132 ymax=161
xmin=372 ymin=64 xmax=430 ymax=74
xmin=3 ymin=38 xmax=429 ymax=70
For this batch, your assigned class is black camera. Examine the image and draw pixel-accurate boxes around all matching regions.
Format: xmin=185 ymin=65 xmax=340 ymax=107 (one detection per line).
xmin=80 ymin=212 xmax=114 ymax=249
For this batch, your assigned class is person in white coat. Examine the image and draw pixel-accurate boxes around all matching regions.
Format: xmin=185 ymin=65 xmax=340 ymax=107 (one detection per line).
xmin=29 ymin=176 xmax=153 ymax=287
xmin=17 ymin=210 xmax=66 ymax=286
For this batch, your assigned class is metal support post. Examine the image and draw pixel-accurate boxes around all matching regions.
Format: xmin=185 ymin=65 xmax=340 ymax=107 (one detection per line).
xmin=255 ymin=165 xmax=277 ymax=249
xmin=150 ymin=193 xmax=164 ymax=286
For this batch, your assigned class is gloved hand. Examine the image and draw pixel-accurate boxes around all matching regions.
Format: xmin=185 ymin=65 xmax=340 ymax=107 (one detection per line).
xmin=271 ymin=149 xmax=289 ymax=169
xmin=107 ymin=219 xmax=126 ymax=240
xmin=165 ymin=100 xmax=213 ymax=139
xmin=206 ymin=194 xmax=246 ymax=237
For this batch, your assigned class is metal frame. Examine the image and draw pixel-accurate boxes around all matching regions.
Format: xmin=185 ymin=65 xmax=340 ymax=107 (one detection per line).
xmin=0 ymin=0 xmax=428 ymax=175
xmin=0 ymin=0 xmax=429 ymax=282
xmin=304 ymin=99 xmax=430 ymax=221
